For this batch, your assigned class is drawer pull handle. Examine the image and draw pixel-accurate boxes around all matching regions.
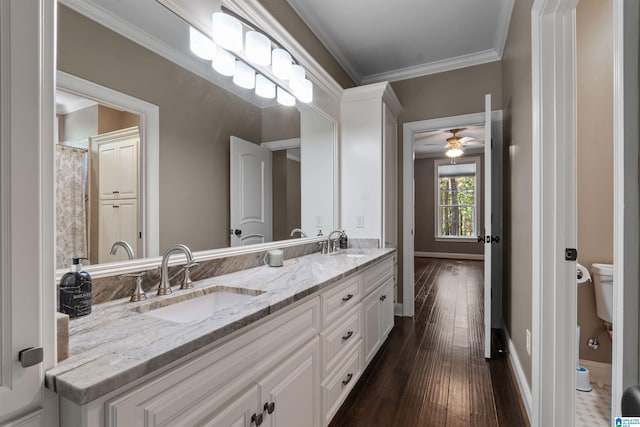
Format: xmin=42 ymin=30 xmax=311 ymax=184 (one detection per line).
xmin=342 ymin=373 xmax=354 ymax=386
xmin=252 ymin=413 xmax=264 ymax=426
xmin=342 ymin=294 xmax=354 ymax=302
xmin=264 ymin=402 xmax=275 ymax=414
xmin=342 ymin=331 xmax=354 ymax=341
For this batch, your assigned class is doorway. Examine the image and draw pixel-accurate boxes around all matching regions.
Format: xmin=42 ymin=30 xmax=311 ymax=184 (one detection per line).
xmin=402 ymin=108 xmax=503 ymax=357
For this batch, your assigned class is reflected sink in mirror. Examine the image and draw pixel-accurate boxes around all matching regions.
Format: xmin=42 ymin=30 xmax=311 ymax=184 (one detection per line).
xmin=136 ymin=286 xmax=264 ymax=324
xmin=329 ymin=249 xmax=366 ymax=258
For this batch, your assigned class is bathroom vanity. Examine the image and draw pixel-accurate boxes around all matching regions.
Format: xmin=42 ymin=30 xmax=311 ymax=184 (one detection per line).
xmin=46 ymin=249 xmax=395 ymax=427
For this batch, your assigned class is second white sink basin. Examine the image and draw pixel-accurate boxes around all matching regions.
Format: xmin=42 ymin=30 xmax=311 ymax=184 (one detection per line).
xmin=139 ymin=287 xmax=262 ymax=324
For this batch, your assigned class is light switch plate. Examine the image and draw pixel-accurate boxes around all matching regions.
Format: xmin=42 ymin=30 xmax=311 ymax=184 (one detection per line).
xmin=356 ymin=215 xmax=364 ymax=228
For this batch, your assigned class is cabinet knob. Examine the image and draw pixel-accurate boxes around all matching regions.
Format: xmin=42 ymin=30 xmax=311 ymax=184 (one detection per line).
xmin=252 ymin=413 xmax=264 ymax=426
xmin=342 ymin=294 xmax=353 ymax=302
xmin=264 ymin=401 xmax=275 ymax=414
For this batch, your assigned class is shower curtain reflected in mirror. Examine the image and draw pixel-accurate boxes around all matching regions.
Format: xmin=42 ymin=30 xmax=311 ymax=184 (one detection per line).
xmin=55 ymin=144 xmax=88 ymax=269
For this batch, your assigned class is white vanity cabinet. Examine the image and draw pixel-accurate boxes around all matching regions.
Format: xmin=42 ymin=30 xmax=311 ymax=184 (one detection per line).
xmin=56 ymin=254 xmax=396 ymax=427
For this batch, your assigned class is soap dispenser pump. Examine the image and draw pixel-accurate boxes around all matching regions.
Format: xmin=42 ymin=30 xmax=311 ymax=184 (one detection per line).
xmin=59 ymin=257 xmax=92 ymax=318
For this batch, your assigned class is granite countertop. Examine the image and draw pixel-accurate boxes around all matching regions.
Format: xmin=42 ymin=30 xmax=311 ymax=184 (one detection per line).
xmin=45 ymin=248 xmax=395 ymax=405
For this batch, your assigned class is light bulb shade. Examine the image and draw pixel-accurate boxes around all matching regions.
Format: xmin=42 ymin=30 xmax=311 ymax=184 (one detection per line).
xmin=233 ymin=61 xmax=255 ymax=89
xmin=189 ymin=27 xmax=215 ymax=60
xmin=211 ymin=45 xmax=236 ymax=76
xmin=446 ymin=147 xmax=464 ymax=158
xmin=276 ymin=87 xmax=296 ymax=106
xmin=272 ymin=48 xmax=293 ymax=80
xmin=245 ymin=31 xmax=271 ymax=66
xmin=294 ymin=78 xmax=313 ymax=103
xmin=290 ymin=64 xmax=306 ymax=90
xmin=212 ymin=12 xmax=243 ymax=52
xmin=255 ymin=74 xmax=276 ymax=98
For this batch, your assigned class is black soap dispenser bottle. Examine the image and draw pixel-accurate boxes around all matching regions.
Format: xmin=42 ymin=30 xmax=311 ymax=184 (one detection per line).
xmin=59 ymin=257 xmax=92 ymax=318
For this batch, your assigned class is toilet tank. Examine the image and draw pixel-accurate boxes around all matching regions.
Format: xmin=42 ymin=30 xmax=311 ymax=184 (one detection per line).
xmin=591 ymin=263 xmax=613 ymax=325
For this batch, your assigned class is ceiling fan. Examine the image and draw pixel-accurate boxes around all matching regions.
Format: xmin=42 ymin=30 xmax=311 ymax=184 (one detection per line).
xmin=444 ymin=128 xmax=483 ymax=158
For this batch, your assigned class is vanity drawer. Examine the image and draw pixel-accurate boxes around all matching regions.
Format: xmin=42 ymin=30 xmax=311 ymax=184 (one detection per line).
xmin=322 ymin=344 xmax=362 ymax=425
xmin=321 ymin=305 xmax=361 ymax=378
xmin=321 ymin=275 xmax=361 ymax=327
xmin=362 ymin=256 xmax=394 ymax=295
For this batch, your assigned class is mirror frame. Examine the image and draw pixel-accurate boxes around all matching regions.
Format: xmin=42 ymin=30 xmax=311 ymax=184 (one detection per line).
xmin=55 ymin=0 xmax=343 ymax=281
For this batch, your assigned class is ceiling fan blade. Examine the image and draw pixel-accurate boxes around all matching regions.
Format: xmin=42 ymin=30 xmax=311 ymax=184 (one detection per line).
xmin=461 ymin=139 xmax=485 ymax=146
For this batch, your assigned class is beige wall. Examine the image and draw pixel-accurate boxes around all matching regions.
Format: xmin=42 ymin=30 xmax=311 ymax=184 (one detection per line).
xmin=391 ymin=61 xmax=502 ymax=303
xmin=60 ymin=105 xmax=98 ymax=142
xmin=501 ymin=0 xmax=533 ymax=387
xmin=97 ymin=105 xmax=139 ymax=134
xmin=58 ymin=5 xmax=263 ymax=254
xmin=258 ymin=0 xmax=355 ymax=89
xmin=262 ymin=106 xmax=300 ymax=142
xmin=272 ymin=152 xmax=301 ymax=241
xmin=286 ymin=158 xmax=301 ymax=235
xmin=576 ymin=0 xmax=614 ymax=364
xmin=414 ymin=155 xmax=484 ymax=256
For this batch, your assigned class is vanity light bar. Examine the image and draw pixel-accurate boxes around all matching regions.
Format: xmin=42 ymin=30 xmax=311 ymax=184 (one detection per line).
xmin=188 ymin=10 xmax=313 ymax=105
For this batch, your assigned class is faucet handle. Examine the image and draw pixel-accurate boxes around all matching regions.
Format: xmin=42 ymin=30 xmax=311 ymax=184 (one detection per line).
xmin=120 ymin=271 xmax=148 ymax=302
xmin=180 ymin=261 xmax=199 ymax=290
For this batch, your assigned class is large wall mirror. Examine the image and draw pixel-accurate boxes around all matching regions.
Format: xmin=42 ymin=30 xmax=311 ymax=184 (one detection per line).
xmin=55 ymin=0 xmax=339 ymax=274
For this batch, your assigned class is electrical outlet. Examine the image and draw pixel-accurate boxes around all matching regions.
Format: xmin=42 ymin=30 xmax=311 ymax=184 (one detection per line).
xmin=356 ymin=215 xmax=365 ymax=228
xmin=526 ymin=329 xmax=532 ymax=356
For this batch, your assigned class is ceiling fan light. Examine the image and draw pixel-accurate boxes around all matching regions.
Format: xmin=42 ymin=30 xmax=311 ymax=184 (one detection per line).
xmin=245 ymin=31 xmax=271 ymax=66
xmin=446 ymin=147 xmax=464 ymax=158
xmin=189 ymin=27 xmax=215 ymax=60
xmin=212 ymin=12 xmax=243 ymax=52
xmin=272 ymin=48 xmax=293 ymax=80
xmin=233 ymin=61 xmax=255 ymax=89
xmin=276 ymin=86 xmax=296 ymax=106
xmin=255 ymin=74 xmax=276 ymax=98
xmin=211 ymin=45 xmax=236 ymax=76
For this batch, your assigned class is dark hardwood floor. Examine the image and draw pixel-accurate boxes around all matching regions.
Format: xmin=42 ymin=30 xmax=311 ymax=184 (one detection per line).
xmin=329 ymin=258 xmax=529 ymax=427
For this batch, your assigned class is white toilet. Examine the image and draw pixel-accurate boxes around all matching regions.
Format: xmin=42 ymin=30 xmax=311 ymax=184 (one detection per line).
xmin=592 ymin=263 xmax=614 ymax=326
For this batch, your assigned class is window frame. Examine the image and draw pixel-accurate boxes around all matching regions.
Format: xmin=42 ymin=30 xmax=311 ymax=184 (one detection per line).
xmin=433 ymin=156 xmax=481 ymax=242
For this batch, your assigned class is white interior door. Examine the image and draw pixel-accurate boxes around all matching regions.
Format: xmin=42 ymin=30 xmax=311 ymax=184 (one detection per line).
xmin=484 ymin=94 xmax=493 ymax=359
xmin=230 ymin=136 xmax=272 ymax=247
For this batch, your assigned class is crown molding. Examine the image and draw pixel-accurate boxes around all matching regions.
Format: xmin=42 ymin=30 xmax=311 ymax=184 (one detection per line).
xmin=341 ymin=81 xmax=402 ymax=114
xmin=495 ymin=0 xmax=515 ymax=58
xmin=362 ymin=49 xmax=501 ymax=84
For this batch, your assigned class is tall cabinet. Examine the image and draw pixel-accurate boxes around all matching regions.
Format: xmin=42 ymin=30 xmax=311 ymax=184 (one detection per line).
xmin=340 ymin=82 xmax=402 ymax=248
xmin=94 ymin=127 xmax=140 ymax=262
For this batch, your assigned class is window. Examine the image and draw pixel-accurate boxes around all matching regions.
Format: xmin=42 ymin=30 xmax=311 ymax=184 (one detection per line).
xmin=435 ymin=158 xmax=480 ymax=239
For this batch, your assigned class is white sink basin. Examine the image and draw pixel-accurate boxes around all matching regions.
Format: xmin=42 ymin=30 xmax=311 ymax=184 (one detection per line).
xmin=139 ymin=288 xmax=262 ymax=324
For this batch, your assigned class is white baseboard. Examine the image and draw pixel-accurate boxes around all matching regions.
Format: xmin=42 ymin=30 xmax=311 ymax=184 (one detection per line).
xmin=414 ymin=251 xmax=484 ymax=260
xmin=394 ymin=303 xmax=404 ymax=316
xmin=579 ymin=359 xmax=612 ymax=386
xmin=503 ymin=326 xmax=533 ymax=424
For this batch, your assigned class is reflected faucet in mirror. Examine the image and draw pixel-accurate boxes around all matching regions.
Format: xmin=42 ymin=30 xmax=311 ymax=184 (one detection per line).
xmin=158 ymin=244 xmax=198 ymax=295
xmin=110 ymin=241 xmax=136 ymax=260
xmin=290 ymin=228 xmax=307 ymax=238
xmin=327 ymin=230 xmax=342 ymax=253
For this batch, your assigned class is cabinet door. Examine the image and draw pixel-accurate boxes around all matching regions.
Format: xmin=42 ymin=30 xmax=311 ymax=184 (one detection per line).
xmin=98 ymin=142 xmax=118 ymax=199
xmin=115 ymin=138 xmax=138 ymax=199
xmin=362 ymin=290 xmax=382 ymax=365
xmin=99 ymin=199 xmax=138 ymax=262
xmin=259 ymin=338 xmax=320 ymax=427
xmin=380 ymin=279 xmax=394 ymax=339
xmin=200 ymin=385 xmax=259 ymax=427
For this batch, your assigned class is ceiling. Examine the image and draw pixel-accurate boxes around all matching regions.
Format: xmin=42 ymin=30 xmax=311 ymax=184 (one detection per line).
xmin=414 ymin=125 xmax=485 ymax=157
xmin=56 ymin=90 xmax=97 ymax=115
xmin=287 ymin=0 xmax=514 ymax=84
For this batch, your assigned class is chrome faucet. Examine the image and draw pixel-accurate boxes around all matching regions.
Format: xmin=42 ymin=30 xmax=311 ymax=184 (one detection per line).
xmin=290 ymin=228 xmax=307 ymax=238
xmin=157 ymin=244 xmax=196 ymax=295
xmin=110 ymin=241 xmax=135 ymax=260
xmin=327 ymin=230 xmax=343 ymax=253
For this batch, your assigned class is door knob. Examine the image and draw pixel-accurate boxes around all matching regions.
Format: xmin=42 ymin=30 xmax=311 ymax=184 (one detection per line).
xmin=477 ymin=235 xmax=484 ymax=243
xmin=491 ymin=235 xmax=500 ymax=244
